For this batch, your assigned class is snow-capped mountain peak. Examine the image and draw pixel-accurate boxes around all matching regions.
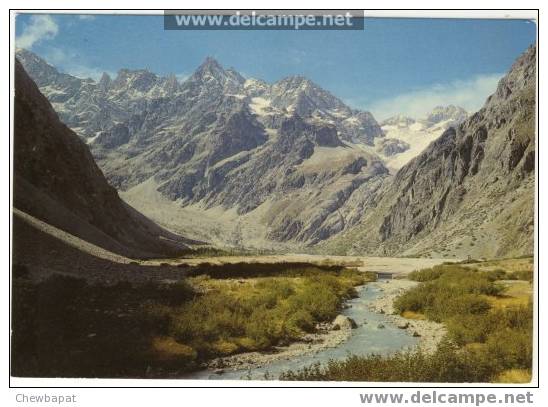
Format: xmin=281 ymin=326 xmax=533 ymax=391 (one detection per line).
xmin=377 ymin=105 xmax=468 ymax=170
xmin=380 ymin=115 xmax=416 ymax=127
xmin=17 ymin=48 xmax=385 ymax=147
xmin=425 ymin=105 xmax=468 ymax=125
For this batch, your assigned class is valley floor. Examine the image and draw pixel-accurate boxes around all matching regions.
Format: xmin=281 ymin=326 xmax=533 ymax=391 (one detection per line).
xmin=142 ymin=254 xmax=451 ymax=277
xmin=11 ymin=208 xmax=533 ymax=382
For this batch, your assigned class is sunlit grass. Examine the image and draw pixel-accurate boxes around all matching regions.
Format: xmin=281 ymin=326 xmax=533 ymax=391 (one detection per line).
xmin=401 ymin=310 xmax=426 ymax=320
xmin=160 ymin=265 xmax=374 ymax=359
xmin=494 ymin=369 xmax=532 ymax=383
xmin=485 ymin=280 xmax=532 ymax=310
xmin=151 ymin=336 xmax=197 ymax=362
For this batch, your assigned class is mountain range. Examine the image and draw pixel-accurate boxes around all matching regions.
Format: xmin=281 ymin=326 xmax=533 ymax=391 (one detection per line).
xmin=15 ymin=46 xmax=535 ymax=258
xmin=13 ymin=58 xmax=191 ymax=260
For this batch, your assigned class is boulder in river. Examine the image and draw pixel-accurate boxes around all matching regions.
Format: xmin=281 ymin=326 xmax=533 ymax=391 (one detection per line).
xmin=397 ymin=322 xmax=410 ymax=329
xmin=332 ymin=315 xmax=358 ymax=330
xmin=377 ymin=323 xmax=385 ymax=329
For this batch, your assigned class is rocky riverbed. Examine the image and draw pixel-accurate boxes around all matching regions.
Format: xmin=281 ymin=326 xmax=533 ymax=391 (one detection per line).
xmin=367 ymin=279 xmax=446 ymax=353
xmin=188 ymin=278 xmax=442 ymax=379
xmin=205 ymin=317 xmax=356 ymax=374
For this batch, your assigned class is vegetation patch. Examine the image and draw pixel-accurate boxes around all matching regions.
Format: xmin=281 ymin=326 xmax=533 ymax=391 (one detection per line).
xmin=178 ymin=246 xmax=277 ymax=258
xmin=281 ymin=261 xmax=533 ymax=382
xmin=401 ymin=310 xmax=426 ymax=320
xmin=185 ymin=261 xmax=357 ymax=279
xmin=495 ymin=369 xmax=532 ymax=384
xmin=11 ymin=275 xmax=195 ymax=377
xmin=161 ymin=266 xmax=372 ymax=358
xmin=12 ymin=262 xmax=372 ymax=377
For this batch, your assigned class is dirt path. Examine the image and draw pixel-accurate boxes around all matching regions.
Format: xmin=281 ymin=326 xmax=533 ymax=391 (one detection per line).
xmin=13 ymin=208 xmax=130 ymax=264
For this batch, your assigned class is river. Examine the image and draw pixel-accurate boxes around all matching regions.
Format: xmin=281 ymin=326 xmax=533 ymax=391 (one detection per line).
xmin=187 ymin=280 xmax=419 ymax=380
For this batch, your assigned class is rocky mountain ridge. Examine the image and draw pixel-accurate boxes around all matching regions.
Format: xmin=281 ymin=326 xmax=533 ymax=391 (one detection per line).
xmin=16 ymin=47 xmax=535 ymax=256
xmin=16 ymin=50 xmax=392 ymax=247
xmin=322 ymin=46 xmax=536 ymax=258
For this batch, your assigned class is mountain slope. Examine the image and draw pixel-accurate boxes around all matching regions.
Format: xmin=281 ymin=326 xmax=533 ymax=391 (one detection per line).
xmin=17 ymin=47 xmax=535 ymax=256
xmin=17 ymin=51 xmax=389 ymax=248
xmin=322 ymin=46 xmax=536 ymax=258
xmin=14 ymin=59 xmax=191 ymax=258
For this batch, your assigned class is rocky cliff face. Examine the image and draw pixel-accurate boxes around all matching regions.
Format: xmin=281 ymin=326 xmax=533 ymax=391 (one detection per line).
xmin=14 ymin=59 xmax=190 ymax=258
xmin=323 ymin=46 xmax=536 ymax=258
xmin=17 ymin=51 xmax=389 ymax=248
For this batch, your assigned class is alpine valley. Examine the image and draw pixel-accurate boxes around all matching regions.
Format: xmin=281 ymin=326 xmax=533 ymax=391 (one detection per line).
xmin=15 ymin=46 xmax=535 ymax=258
xmin=11 ymin=23 xmax=537 ymax=382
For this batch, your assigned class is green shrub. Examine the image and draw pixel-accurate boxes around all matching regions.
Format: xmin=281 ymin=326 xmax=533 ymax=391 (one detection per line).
xmin=287 ymin=263 xmax=534 ymax=383
xmin=485 ymin=269 xmax=508 ymax=281
xmin=395 ymin=265 xmax=504 ymax=322
xmin=280 ymin=340 xmax=496 ymax=382
xmin=485 ymin=329 xmax=532 ymax=370
xmin=408 ymin=267 xmax=444 ymax=282
xmin=507 ymin=269 xmax=534 ymax=282
xmin=166 ymin=269 xmax=364 ymax=359
xmin=446 ymin=314 xmax=495 ymax=345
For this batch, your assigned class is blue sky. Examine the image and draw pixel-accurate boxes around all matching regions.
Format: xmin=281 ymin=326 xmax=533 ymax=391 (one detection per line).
xmin=15 ymin=13 xmax=536 ymax=119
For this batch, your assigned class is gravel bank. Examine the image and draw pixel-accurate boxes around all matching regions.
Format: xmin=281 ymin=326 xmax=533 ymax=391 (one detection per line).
xmin=205 ymin=324 xmax=353 ymax=374
xmin=368 ymin=279 xmax=446 ymax=353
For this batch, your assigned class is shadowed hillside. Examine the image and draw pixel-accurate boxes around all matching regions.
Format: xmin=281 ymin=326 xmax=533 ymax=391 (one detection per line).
xmin=14 ymin=59 xmax=192 ymax=259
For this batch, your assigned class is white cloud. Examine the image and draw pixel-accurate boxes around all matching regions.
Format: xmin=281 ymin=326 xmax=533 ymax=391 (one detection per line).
xmin=78 ymin=15 xmax=96 ymax=21
xmin=363 ymin=73 xmax=503 ymax=121
xmin=44 ymin=48 xmax=113 ymax=81
xmin=68 ymin=65 xmax=113 ymax=81
xmin=16 ymin=15 xmax=59 ymax=49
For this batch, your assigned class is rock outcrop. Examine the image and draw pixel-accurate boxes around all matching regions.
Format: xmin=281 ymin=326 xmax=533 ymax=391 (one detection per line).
xmin=332 ymin=315 xmax=358 ymax=330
